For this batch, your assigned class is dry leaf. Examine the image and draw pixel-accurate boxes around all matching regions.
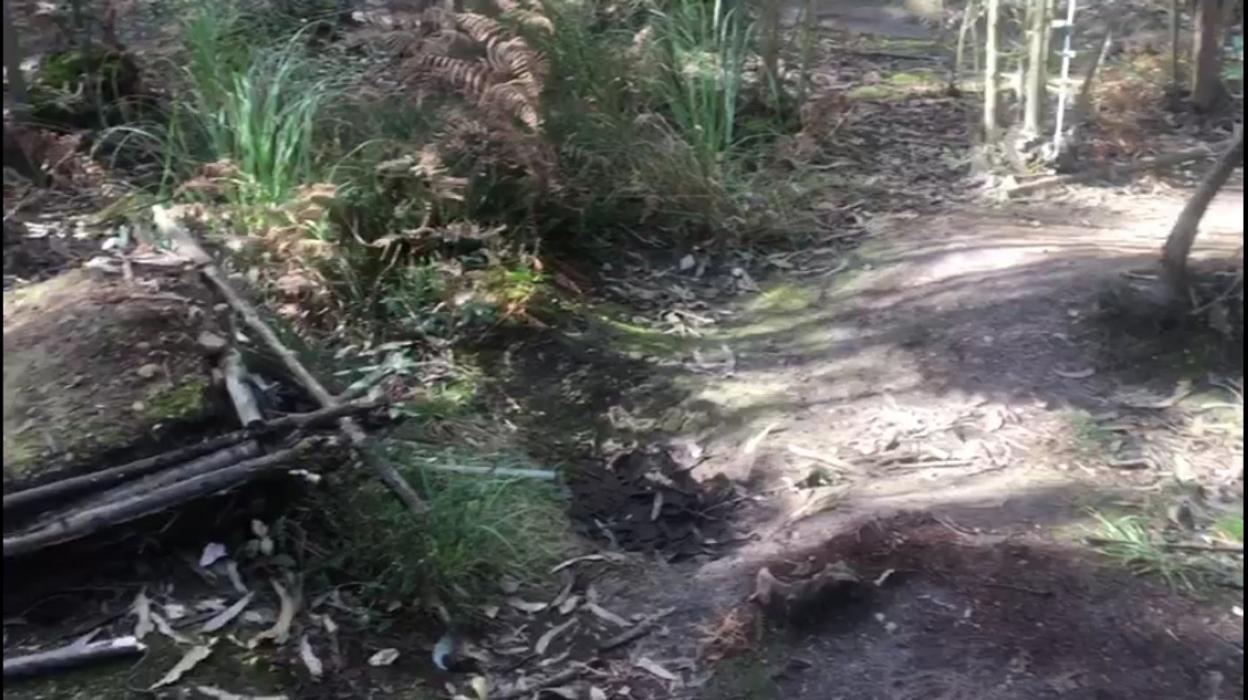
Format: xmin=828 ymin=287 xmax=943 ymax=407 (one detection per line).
xmin=224 ymin=560 xmax=248 ymax=594
xmin=248 ymin=579 xmax=297 ymax=648
xmin=152 ymin=611 xmax=194 ymax=645
xmin=534 ymin=619 xmax=577 ymax=655
xmin=549 ymin=552 xmax=624 ymax=574
xmin=151 ymin=640 xmax=216 ymax=689
xmin=1053 ymin=367 xmax=1096 ymax=379
xmin=132 ymin=590 xmax=154 ymax=640
xmin=368 ymin=648 xmax=400 ymax=667
xmin=202 ymin=593 xmax=254 ymax=633
xmin=650 ymin=492 xmax=664 ymax=521
xmin=499 ymin=576 xmax=521 ymax=594
xmin=299 ymin=635 xmax=323 ymax=680
xmin=590 ymin=687 xmax=608 ymax=700
xmin=469 ymin=676 xmax=489 ymax=700
xmin=506 ymin=597 xmax=549 ymax=614
xmin=199 ymin=542 xmax=228 ymax=568
xmin=542 ymin=687 xmax=578 ymax=699
xmin=559 ymin=595 xmax=581 ymax=615
xmin=584 ymin=603 xmax=631 ymax=627
xmin=743 ymin=422 xmax=779 ymax=454
xmin=634 ymin=657 xmax=678 ymax=682
xmin=550 ymin=573 xmax=575 ymax=610
xmin=195 ymin=686 xmax=288 ymax=700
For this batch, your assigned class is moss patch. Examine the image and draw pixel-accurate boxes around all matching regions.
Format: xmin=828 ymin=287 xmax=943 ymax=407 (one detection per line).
xmin=3 ymin=270 xmax=216 ymax=486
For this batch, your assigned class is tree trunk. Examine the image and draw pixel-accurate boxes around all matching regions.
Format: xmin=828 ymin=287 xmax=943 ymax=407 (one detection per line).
xmin=1170 ymin=0 xmax=1182 ymax=91
xmin=954 ymin=0 xmax=980 ymax=90
xmin=760 ymin=0 xmax=782 ymax=105
xmin=1024 ymin=0 xmax=1050 ymax=136
xmin=1161 ymin=128 xmax=1244 ymax=299
xmin=2 ymin=0 xmax=27 ymax=109
xmin=983 ymin=0 xmax=1002 ymax=141
xmin=1191 ymin=0 xmax=1225 ymax=110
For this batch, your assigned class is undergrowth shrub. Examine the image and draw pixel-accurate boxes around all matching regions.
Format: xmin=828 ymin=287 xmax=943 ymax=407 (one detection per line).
xmin=321 ymin=443 xmax=573 ymax=611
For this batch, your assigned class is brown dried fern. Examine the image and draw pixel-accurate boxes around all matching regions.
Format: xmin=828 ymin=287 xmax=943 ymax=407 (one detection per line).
xmin=484 ymin=82 xmax=541 ymax=129
xmin=454 ymin=12 xmax=510 ymax=48
xmin=405 ymin=52 xmax=494 ymax=99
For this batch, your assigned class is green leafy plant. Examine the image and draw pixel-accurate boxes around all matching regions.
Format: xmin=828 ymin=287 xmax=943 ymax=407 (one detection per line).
xmin=1087 ymin=511 xmax=1198 ymax=591
xmin=325 ymin=444 xmax=574 ymax=611
xmin=649 ymin=0 xmax=753 ymax=175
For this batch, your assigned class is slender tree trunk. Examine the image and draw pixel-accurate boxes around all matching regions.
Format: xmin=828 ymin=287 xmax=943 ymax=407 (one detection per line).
xmin=1161 ymin=127 xmax=1244 ymax=299
xmin=761 ymin=0 xmax=782 ymax=107
xmin=1170 ymin=0 xmax=1182 ymax=91
xmin=1024 ymin=0 xmax=1049 ymax=136
xmin=954 ymin=0 xmax=980 ymax=90
xmin=797 ymin=0 xmax=817 ymax=105
xmin=983 ymin=0 xmax=1002 ymax=141
xmin=1191 ymin=0 xmax=1225 ymax=110
xmin=2 ymin=0 xmax=27 ymax=109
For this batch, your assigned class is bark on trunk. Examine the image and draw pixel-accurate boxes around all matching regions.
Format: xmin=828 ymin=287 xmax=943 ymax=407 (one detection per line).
xmin=1024 ymin=0 xmax=1050 ymax=135
xmin=1191 ymin=0 xmax=1225 ymax=110
xmin=2 ymin=0 xmax=27 ymax=108
xmin=1170 ymin=0 xmax=1182 ymax=90
xmin=983 ymin=0 xmax=1002 ymax=141
xmin=1161 ymin=128 xmax=1244 ymax=299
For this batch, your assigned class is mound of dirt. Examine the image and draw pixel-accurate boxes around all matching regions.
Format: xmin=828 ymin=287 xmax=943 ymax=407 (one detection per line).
xmin=3 ymin=268 xmax=219 ymax=488
xmin=730 ymin=514 xmax=1244 ymax=700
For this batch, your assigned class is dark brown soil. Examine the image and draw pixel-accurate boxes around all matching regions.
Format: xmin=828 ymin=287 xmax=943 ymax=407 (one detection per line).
xmin=716 ymin=515 xmax=1244 ymax=700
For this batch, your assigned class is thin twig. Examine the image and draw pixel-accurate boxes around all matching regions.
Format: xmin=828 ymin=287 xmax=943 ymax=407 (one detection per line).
xmin=1086 ymin=538 xmax=1244 ymax=554
xmin=597 ymin=607 xmax=675 ymax=653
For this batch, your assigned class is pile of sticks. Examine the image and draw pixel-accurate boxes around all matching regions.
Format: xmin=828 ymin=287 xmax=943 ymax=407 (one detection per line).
xmin=2 ymin=211 xmax=427 ymax=558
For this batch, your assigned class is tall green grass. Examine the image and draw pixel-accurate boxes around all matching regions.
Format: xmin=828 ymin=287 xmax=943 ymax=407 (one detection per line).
xmin=109 ymin=2 xmax=340 ymax=209
xmin=323 ymin=443 xmax=575 ymax=610
xmin=649 ymin=0 xmax=753 ymax=176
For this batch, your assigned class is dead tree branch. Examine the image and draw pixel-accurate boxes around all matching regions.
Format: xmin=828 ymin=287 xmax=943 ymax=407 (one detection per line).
xmin=155 ymin=206 xmax=427 ymax=515
xmin=3 ymin=636 xmax=146 ymax=680
xmin=4 ymin=440 xmax=329 ymax=558
xmin=3 ymin=400 xmax=379 ymax=512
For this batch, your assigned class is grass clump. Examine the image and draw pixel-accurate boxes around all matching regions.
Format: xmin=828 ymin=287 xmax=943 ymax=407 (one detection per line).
xmin=325 ymin=444 xmax=574 ymax=612
xmin=1087 ymin=511 xmax=1202 ymax=592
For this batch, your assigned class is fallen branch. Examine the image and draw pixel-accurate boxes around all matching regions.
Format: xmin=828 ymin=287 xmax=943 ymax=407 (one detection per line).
xmin=1086 ymin=538 xmax=1244 ymax=554
xmin=3 ymin=636 xmax=146 ymax=680
xmin=157 ymin=208 xmax=427 ymax=515
xmin=1006 ymin=139 xmax=1232 ymax=197
xmin=4 ymin=440 xmax=329 ymax=558
xmin=26 ymin=441 xmax=263 ymax=527
xmin=495 ymin=666 xmax=588 ymax=700
xmin=597 ymin=607 xmax=675 ymax=653
xmin=2 ymin=400 xmax=378 ymax=512
xmin=424 ymin=464 xmax=557 ymax=481
xmin=220 ymin=349 xmax=263 ymax=428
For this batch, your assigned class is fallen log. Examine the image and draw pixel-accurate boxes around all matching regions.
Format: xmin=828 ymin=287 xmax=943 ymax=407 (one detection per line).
xmin=156 ymin=206 xmax=427 ymax=515
xmin=1006 ymin=139 xmax=1231 ymax=198
xmin=3 ymin=636 xmax=147 ymax=680
xmin=23 ymin=441 xmax=263 ymax=529
xmin=220 ymin=348 xmax=263 ymax=428
xmin=3 ymin=439 xmax=330 ymax=558
xmin=3 ymin=400 xmax=379 ymax=512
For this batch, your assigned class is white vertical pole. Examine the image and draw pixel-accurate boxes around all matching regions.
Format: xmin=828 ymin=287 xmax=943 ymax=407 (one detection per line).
xmin=1052 ymin=0 xmax=1078 ymax=155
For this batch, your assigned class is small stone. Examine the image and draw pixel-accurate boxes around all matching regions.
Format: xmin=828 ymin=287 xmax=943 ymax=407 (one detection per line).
xmin=137 ymin=363 xmax=160 ymax=379
xmin=135 ymin=342 xmax=152 ymax=351
xmin=131 ymin=401 xmax=146 ymax=412
xmin=197 ymin=331 xmax=228 ymax=353
xmin=678 ymin=254 xmax=696 ymax=272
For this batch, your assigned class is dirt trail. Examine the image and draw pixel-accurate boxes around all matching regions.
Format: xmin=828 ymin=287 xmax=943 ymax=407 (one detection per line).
xmin=588 ymin=187 xmax=1244 ymax=698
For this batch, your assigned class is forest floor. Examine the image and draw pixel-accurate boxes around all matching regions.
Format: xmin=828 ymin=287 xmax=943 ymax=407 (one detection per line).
xmin=3 ymin=1 xmax=1244 ymax=699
